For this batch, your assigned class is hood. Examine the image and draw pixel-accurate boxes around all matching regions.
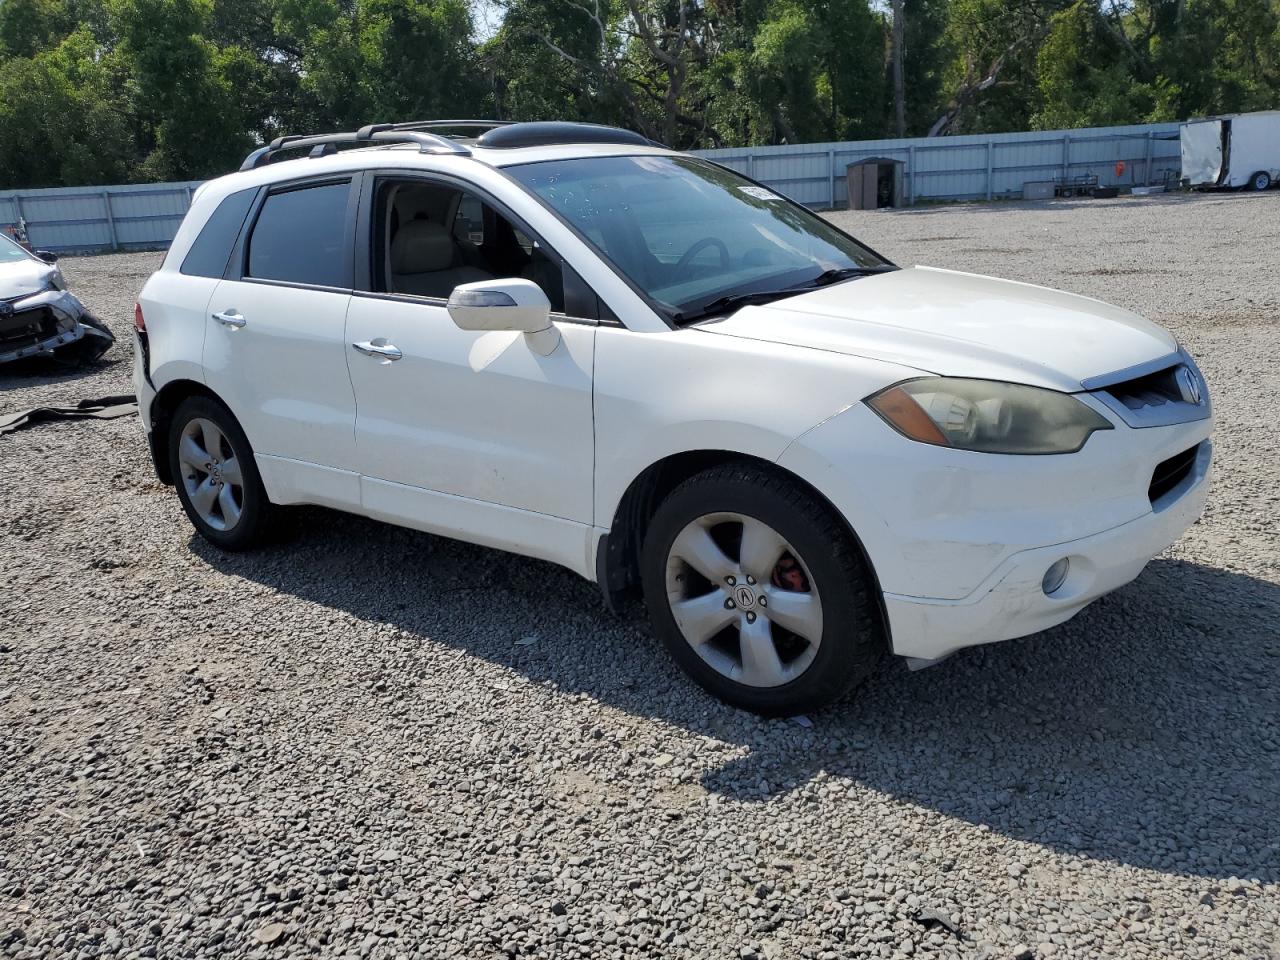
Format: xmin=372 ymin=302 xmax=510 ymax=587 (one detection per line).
xmin=699 ymin=266 xmax=1178 ymax=391
xmin=0 ymin=258 xmax=57 ymax=300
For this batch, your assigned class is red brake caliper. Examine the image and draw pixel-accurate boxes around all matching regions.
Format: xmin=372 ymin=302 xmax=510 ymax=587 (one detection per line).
xmin=771 ymin=553 xmax=809 ymax=592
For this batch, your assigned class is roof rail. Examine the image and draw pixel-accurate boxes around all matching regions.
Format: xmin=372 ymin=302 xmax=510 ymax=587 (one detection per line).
xmin=386 ymin=119 xmax=516 ymax=134
xmin=476 ymin=122 xmax=655 ymax=150
xmin=239 ymin=126 xmax=471 ymax=171
xmin=238 ymin=119 xmax=659 ymax=171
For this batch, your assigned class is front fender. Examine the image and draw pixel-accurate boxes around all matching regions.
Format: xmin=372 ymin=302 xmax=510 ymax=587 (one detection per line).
xmin=592 ymin=324 xmax=921 ymax=528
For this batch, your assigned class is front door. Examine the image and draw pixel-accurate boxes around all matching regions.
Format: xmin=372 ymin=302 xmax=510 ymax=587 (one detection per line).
xmin=344 ymin=176 xmax=597 ymax=573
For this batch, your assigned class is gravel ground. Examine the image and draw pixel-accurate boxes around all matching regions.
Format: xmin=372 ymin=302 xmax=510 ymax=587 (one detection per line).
xmin=2 ymin=191 xmax=1278 ymax=960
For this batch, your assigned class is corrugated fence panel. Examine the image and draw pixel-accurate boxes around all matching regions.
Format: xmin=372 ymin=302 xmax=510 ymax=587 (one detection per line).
xmin=0 ymin=123 xmax=1188 ymax=251
xmin=112 ymin=185 xmax=197 ymax=247
xmin=695 ymin=121 xmax=1183 ymax=208
xmin=0 ymin=181 xmax=203 ymax=253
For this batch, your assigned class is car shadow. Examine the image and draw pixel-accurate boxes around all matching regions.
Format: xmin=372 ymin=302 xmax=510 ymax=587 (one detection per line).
xmin=192 ymin=508 xmax=1279 ymax=882
xmin=0 ymin=352 xmax=123 ymax=385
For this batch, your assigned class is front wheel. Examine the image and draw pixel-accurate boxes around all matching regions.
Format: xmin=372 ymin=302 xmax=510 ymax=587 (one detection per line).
xmin=641 ymin=464 xmax=884 ymax=715
xmin=1249 ymin=171 xmax=1271 ymax=191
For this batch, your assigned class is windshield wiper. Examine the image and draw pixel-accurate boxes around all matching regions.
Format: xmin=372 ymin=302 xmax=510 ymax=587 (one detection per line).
xmin=807 ymin=265 xmax=898 ymax=286
xmin=670 ymin=265 xmax=898 ymax=326
xmin=669 ymin=290 xmax=792 ymax=325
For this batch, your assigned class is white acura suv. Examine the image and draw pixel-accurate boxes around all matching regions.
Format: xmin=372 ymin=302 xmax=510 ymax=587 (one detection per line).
xmin=133 ymin=121 xmax=1212 ymax=715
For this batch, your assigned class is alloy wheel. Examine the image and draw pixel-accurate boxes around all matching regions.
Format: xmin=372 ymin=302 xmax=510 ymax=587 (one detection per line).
xmin=664 ymin=512 xmax=823 ymax=688
xmin=177 ymin=417 xmax=244 ymax=531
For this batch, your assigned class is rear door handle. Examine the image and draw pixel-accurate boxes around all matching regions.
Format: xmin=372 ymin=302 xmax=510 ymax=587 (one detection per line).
xmin=352 ymin=339 xmax=403 ymax=362
xmin=212 ymin=309 xmax=246 ymax=329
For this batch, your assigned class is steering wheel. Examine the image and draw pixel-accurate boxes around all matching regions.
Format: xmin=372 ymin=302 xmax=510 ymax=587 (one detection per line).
xmin=674 ymin=237 xmax=730 ymax=278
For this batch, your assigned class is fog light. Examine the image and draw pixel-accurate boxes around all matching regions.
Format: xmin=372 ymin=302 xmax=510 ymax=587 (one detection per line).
xmin=1042 ymin=558 xmax=1070 ymax=595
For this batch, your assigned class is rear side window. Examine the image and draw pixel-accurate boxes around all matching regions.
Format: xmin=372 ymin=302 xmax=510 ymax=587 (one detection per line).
xmin=181 ymin=188 xmax=256 ymax=278
xmin=247 ymin=181 xmax=351 ymax=287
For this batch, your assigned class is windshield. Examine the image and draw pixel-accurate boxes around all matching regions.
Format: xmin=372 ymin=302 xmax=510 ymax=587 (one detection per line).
xmin=0 ymin=233 xmax=32 ymax=263
xmin=505 ymin=155 xmax=892 ymax=322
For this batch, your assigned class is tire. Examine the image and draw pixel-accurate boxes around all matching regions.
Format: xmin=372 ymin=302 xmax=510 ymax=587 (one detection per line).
xmin=1249 ymin=171 xmax=1271 ymax=191
xmin=167 ymin=395 xmax=274 ymax=551
xmin=640 ymin=463 xmax=884 ymax=715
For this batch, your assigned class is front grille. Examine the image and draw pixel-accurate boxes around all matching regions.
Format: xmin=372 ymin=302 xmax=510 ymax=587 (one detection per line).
xmin=1105 ymin=363 xmax=1184 ymax=411
xmin=1149 ymin=444 xmax=1199 ymax=503
xmin=0 ymin=304 xmax=59 ymax=352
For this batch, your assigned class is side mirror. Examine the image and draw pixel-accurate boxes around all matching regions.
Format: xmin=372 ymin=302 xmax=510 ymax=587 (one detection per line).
xmin=447 ymin=278 xmax=560 ymax=355
xmin=35 ymin=249 xmax=58 ymax=264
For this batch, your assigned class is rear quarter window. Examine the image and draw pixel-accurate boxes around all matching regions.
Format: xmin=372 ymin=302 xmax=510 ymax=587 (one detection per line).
xmin=180 ymin=188 xmax=257 ymax=278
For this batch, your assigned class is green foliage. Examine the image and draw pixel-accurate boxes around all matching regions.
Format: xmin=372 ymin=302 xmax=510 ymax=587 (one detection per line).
xmin=0 ymin=25 xmax=134 ymax=187
xmin=1033 ymin=2 xmax=1151 ymax=129
xmin=0 ymin=0 xmax=1277 ymax=187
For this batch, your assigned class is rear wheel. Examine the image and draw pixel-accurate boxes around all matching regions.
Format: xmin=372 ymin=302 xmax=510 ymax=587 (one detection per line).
xmin=168 ymin=396 xmax=273 ymax=551
xmin=1249 ymin=171 xmax=1271 ymax=191
xmin=641 ymin=464 xmax=883 ymax=715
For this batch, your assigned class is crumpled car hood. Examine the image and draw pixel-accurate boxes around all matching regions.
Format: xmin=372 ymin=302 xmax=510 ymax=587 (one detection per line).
xmin=699 ymin=266 xmax=1179 ymax=391
xmin=0 ymin=259 xmax=56 ymax=300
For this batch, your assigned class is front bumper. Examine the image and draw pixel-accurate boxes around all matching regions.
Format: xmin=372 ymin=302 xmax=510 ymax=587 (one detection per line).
xmin=778 ymin=390 xmax=1213 ymax=662
xmin=0 ymin=290 xmax=86 ymax=364
xmin=0 ymin=289 xmax=113 ymax=365
xmin=883 ymin=440 xmax=1211 ymax=661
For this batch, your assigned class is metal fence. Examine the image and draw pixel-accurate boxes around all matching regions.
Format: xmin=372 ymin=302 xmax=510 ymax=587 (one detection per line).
xmin=0 ymin=121 xmax=1184 ymax=254
xmin=0 ymin=180 xmax=204 ymax=254
xmin=698 ymin=121 xmax=1183 ymax=209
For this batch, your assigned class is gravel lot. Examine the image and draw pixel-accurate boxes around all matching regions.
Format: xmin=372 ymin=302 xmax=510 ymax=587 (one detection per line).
xmin=2 ymin=191 xmax=1278 ymax=960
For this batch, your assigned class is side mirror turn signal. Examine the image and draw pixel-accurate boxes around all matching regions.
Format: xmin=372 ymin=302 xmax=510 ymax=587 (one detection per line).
xmin=447 ymin=278 xmax=559 ymax=355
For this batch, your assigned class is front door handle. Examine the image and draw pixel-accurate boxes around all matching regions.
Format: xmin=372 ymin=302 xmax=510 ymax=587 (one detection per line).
xmin=352 ymin=339 xmax=403 ymax=362
xmin=212 ymin=309 xmax=246 ymax=329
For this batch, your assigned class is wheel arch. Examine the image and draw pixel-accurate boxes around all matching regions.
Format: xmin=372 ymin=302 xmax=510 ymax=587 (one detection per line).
xmin=597 ymin=449 xmax=890 ymax=642
xmin=147 ymin=379 xmax=233 ymax=485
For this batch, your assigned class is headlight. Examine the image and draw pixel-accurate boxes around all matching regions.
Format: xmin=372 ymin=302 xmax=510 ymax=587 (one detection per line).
xmin=866 ymin=378 xmax=1113 ymax=454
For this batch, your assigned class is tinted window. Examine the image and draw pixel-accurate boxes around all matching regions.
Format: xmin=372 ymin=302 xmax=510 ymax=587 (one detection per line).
xmin=248 ymin=181 xmax=350 ymax=286
xmin=453 ymin=194 xmax=484 ymax=244
xmin=181 ymin=187 xmax=256 ymax=278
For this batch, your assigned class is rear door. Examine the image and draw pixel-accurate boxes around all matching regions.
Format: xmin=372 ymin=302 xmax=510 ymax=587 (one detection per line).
xmin=203 ymin=175 xmax=362 ymax=508
xmin=1181 ymin=119 xmax=1225 ymax=186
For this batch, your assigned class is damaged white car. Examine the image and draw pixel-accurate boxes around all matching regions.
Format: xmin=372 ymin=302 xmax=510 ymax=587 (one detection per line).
xmin=0 ymin=233 xmax=113 ymax=366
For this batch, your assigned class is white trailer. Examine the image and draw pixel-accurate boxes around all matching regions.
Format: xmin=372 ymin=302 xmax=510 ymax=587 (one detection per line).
xmin=1181 ymin=111 xmax=1280 ymax=191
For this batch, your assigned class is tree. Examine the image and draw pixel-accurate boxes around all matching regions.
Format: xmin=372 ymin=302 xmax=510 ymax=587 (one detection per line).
xmin=930 ymin=0 xmax=1066 ymax=134
xmin=281 ymin=0 xmax=486 ymax=129
xmin=489 ymin=0 xmax=714 ymax=146
xmin=0 ymin=26 xmax=134 ymax=187
xmin=2 ymin=0 xmax=1279 ymax=188
xmin=891 ymin=0 xmax=905 ymax=136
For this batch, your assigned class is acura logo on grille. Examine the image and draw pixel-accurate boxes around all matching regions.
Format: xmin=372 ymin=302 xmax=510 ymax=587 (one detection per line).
xmin=1176 ymin=366 xmax=1202 ymax=405
xmin=0 ymin=301 xmax=13 ymax=319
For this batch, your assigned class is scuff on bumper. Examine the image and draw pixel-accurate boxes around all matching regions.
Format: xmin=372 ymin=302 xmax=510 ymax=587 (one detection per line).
xmin=883 ymin=441 xmax=1212 ymax=663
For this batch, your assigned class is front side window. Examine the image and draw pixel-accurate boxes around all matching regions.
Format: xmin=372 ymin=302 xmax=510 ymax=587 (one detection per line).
xmin=373 ymin=180 xmax=564 ymax=312
xmin=505 ymin=155 xmax=893 ymax=323
xmin=247 ymin=181 xmax=350 ymax=286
